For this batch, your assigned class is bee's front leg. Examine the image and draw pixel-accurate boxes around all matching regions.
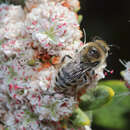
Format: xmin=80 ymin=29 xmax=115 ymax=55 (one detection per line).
xmin=61 ymin=55 xmax=72 ymax=63
xmin=76 ymin=70 xmax=96 ymax=101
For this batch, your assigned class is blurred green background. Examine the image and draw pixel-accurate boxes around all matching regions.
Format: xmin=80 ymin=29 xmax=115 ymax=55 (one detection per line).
xmin=79 ymin=0 xmax=130 ymax=130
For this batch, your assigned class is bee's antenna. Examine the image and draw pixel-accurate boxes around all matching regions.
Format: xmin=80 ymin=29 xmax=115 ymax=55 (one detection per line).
xmin=108 ymin=44 xmax=120 ymax=50
xmin=92 ymin=36 xmax=103 ymax=41
xmin=83 ymin=28 xmax=86 ymax=44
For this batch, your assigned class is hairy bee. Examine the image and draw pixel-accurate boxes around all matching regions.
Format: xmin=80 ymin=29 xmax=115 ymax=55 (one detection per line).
xmin=54 ymin=39 xmax=110 ymax=94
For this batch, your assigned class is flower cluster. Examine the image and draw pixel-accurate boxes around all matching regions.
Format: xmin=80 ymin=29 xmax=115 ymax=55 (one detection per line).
xmin=25 ymin=0 xmax=80 ymax=12
xmin=122 ymin=61 xmax=130 ymax=88
xmin=0 ymin=4 xmax=25 ymax=40
xmin=0 ymin=0 xmax=106 ymax=130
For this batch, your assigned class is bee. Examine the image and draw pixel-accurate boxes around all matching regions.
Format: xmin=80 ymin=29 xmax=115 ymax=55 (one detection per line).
xmin=54 ymin=39 xmax=110 ymax=94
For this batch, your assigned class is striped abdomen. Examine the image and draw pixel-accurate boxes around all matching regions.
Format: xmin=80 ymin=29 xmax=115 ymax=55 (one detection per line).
xmin=54 ymin=62 xmax=90 ymax=92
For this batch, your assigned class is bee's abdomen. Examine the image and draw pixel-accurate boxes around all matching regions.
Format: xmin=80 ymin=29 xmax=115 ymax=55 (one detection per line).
xmin=54 ymin=67 xmax=74 ymax=92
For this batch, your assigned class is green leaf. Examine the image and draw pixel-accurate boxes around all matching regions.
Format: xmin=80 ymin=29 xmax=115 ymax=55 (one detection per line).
xmin=79 ymin=85 xmax=115 ymax=111
xmin=70 ymin=108 xmax=91 ymax=127
xmin=78 ymin=15 xmax=83 ymax=24
xmin=74 ymin=7 xmax=80 ymax=13
xmin=93 ymin=80 xmax=130 ymax=129
xmin=0 ymin=0 xmax=5 ymax=4
xmin=84 ymin=110 xmax=93 ymax=122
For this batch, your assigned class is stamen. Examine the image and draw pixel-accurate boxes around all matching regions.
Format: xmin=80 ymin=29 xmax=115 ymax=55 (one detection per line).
xmin=104 ymin=68 xmax=114 ymax=76
xmin=110 ymin=70 xmax=114 ymax=74
xmin=104 ymin=68 xmax=110 ymax=72
xmin=119 ymin=59 xmax=126 ymax=66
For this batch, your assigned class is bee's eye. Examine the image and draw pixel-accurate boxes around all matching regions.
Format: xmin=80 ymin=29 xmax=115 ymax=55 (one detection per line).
xmin=88 ymin=47 xmax=100 ymax=58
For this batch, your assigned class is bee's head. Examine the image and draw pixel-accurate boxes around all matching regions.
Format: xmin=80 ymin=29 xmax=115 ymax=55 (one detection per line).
xmin=79 ymin=40 xmax=110 ymax=67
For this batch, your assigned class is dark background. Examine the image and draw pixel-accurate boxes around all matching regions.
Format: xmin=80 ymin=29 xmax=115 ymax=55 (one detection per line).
xmin=79 ymin=0 xmax=130 ymax=80
xmin=79 ymin=0 xmax=130 ymax=130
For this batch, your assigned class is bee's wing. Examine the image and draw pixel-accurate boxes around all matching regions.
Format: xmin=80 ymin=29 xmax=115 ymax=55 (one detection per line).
xmin=71 ymin=67 xmax=90 ymax=80
xmin=67 ymin=63 xmax=91 ymax=82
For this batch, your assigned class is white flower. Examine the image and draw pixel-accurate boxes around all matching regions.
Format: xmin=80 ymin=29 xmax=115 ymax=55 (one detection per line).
xmin=0 ymin=4 xmax=25 ymax=40
xmin=25 ymin=0 xmax=80 ymax=11
xmin=95 ymin=63 xmax=106 ymax=80
xmin=25 ymin=2 xmax=82 ymax=54
xmin=123 ymin=61 xmax=130 ymax=85
xmin=5 ymin=113 xmax=15 ymax=126
xmin=68 ymin=0 xmax=80 ymax=10
xmin=0 ymin=1 xmax=107 ymax=129
xmin=84 ymin=125 xmax=92 ymax=130
xmin=0 ymin=4 xmax=25 ymax=24
xmin=30 ymin=121 xmax=39 ymax=129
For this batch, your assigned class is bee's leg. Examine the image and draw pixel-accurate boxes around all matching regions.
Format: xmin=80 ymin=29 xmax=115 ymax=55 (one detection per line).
xmin=71 ymin=86 xmax=78 ymax=101
xmin=43 ymin=91 xmax=57 ymax=96
xmin=61 ymin=55 xmax=72 ymax=63
xmin=75 ymin=90 xmax=78 ymax=101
